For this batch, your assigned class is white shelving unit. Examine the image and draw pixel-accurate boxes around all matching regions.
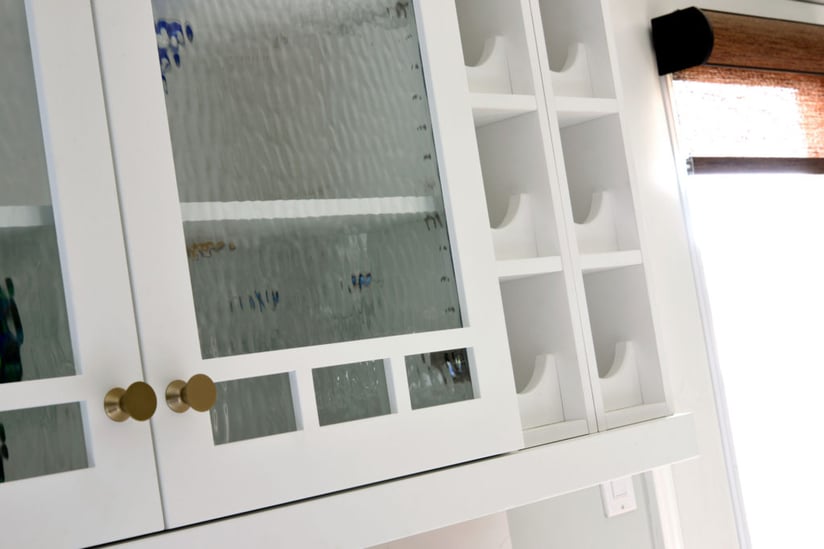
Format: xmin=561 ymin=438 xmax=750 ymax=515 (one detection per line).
xmin=530 ymin=0 xmax=671 ymax=430
xmin=454 ymin=0 xmax=597 ymax=447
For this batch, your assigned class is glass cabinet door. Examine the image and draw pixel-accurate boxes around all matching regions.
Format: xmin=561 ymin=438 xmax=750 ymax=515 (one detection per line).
xmin=0 ymin=0 xmax=162 ymax=546
xmin=94 ymin=0 xmax=521 ymax=527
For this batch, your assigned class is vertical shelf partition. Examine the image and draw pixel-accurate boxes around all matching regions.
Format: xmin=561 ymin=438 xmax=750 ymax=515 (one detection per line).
xmin=454 ymin=0 xmax=596 ymax=446
xmin=530 ymin=0 xmax=672 ymax=430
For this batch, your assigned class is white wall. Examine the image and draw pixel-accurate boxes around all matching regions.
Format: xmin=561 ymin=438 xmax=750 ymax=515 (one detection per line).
xmin=607 ymin=1 xmax=824 ymax=548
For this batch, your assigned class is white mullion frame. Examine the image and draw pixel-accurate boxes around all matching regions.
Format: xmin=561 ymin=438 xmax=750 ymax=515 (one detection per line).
xmin=94 ymin=0 xmax=522 ymax=528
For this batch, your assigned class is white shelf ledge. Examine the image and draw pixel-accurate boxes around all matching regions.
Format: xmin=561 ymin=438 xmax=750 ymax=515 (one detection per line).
xmin=116 ymin=414 xmax=697 ymax=549
xmin=0 ymin=206 xmax=53 ymax=228
xmin=465 ymin=36 xmax=512 ymax=94
xmin=491 ymin=194 xmax=538 ymax=260
xmin=555 ymin=97 xmax=618 ymax=128
xmin=471 ymin=93 xmax=537 ymax=127
xmin=599 ymin=341 xmax=643 ymax=413
xmin=522 ymin=419 xmax=588 ymax=447
xmin=179 ymin=197 xmax=437 ymax=222
xmin=581 ymin=250 xmax=642 ymax=274
xmin=550 ymin=42 xmax=593 ymax=97
xmin=605 ymin=402 xmax=671 ymax=431
xmin=518 ymin=354 xmax=565 ymax=430
xmin=497 ymin=256 xmax=562 ymax=281
xmin=574 ymin=191 xmax=619 ymax=253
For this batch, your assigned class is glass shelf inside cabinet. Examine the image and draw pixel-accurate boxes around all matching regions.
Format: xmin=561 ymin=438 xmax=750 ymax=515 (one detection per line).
xmin=153 ymin=0 xmax=464 ymax=359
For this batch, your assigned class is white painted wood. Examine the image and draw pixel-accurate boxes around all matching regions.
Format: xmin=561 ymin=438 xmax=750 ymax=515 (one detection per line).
xmin=497 ymin=256 xmax=563 ymax=281
xmin=517 ymin=354 xmax=565 ymax=429
xmin=112 ymin=414 xmax=698 ymax=549
xmin=0 ymin=205 xmax=52 ymax=227
xmin=472 ymin=93 xmax=537 ymax=126
xmin=605 ymin=403 xmax=671 ymax=431
xmin=500 ymin=274 xmax=593 ymax=432
xmin=475 ymin=113 xmax=561 ymax=257
xmin=454 ymin=0 xmax=537 ymax=95
xmin=581 ymin=250 xmax=643 ymax=274
xmin=522 ymin=418 xmax=589 ymax=447
xmin=180 ymin=197 xmax=437 ymax=222
xmin=491 ymin=193 xmax=539 ymax=259
xmin=533 ymin=0 xmax=616 ymax=99
xmin=556 ymin=97 xmax=620 ymax=128
xmin=465 ymin=36 xmax=513 ymax=94
xmin=599 ymin=341 xmax=643 ymax=412
xmin=646 ymin=467 xmax=686 ymax=549
xmin=94 ymin=0 xmax=522 ymax=529
xmin=575 ymin=191 xmax=620 ymax=252
xmin=0 ymin=0 xmax=163 ymax=546
xmin=550 ymin=42 xmax=594 ymax=97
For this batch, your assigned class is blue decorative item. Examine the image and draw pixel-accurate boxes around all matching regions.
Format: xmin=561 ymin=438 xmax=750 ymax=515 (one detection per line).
xmin=0 ymin=278 xmax=23 ymax=384
xmin=156 ymin=19 xmax=194 ymax=93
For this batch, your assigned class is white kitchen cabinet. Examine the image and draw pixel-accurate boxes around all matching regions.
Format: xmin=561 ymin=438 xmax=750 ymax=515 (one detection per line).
xmin=0 ymin=0 xmax=687 ymax=546
xmin=0 ymin=0 xmax=162 ymax=546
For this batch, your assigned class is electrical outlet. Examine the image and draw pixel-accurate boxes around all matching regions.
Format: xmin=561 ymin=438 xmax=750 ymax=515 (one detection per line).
xmin=601 ymin=476 xmax=638 ymax=518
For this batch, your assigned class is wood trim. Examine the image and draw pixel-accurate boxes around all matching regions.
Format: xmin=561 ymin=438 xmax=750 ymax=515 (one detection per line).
xmin=704 ymin=10 xmax=824 ymax=75
xmin=688 ymin=157 xmax=824 ymax=174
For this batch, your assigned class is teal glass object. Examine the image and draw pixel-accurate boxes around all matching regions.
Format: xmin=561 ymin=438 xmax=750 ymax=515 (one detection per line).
xmin=151 ymin=0 xmax=463 ymax=358
xmin=210 ymin=373 xmax=298 ymax=445
xmin=313 ymin=361 xmax=391 ymax=426
xmin=0 ymin=0 xmax=75 ymax=381
xmin=406 ymin=348 xmax=474 ymax=409
xmin=0 ymin=403 xmax=89 ymax=483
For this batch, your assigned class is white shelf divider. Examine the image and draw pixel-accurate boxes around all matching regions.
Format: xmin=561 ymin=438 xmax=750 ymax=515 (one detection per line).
xmin=518 ymin=354 xmax=565 ymax=430
xmin=550 ymin=42 xmax=592 ymax=97
xmin=574 ymin=191 xmax=620 ymax=253
xmin=580 ymin=250 xmax=642 ymax=274
xmin=491 ymin=193 xmax=537 ymax=260
xmin=465 ymin=35 xmax=512 ymax=94
xmin=599 ymin=341 xmax=643 ymax=413
xmin=555 ymin=97 xmax=618 ymax=128
xmin=179 ymin=196 xmax=437 ymax=222
xmin=0 ymin=205 xmax=53 ymax=228
xmin=497 ymin=256 xmax=562 ymax=282
xmin=471 ymin=93 xmax=537 ymax=127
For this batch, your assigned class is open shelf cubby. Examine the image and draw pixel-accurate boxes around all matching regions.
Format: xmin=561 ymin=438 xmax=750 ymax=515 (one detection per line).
xmin=582 ymin=264 xmax=669 ymax=430
xmin=476 ymin=113 xmax=561 ymax=259
xmin=559 ymin=114 xmax=639 ymax=254
xmin=455 ymin=0 xmax=536 ymax=97
xmin=500 ymin=273 xmax=591 ymax=446
xmin=535 ymin=0 xmax=616 ymax=99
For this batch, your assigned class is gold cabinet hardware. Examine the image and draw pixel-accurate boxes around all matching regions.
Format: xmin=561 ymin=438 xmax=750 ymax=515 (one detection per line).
xmin=104 ymin=381 xmax=157 ymax=422
xmin=165 ymin=374 xmax=217 ymax=413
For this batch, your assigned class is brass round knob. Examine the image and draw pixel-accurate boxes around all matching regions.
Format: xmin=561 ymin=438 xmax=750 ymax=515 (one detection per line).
xmin=104 ymin=381 xmax=157 ymax=422
xmin=166 ymin=374 xmax=217 ymax=413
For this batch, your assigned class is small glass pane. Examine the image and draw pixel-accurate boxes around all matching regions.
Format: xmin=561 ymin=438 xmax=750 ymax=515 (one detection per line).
xmin=313 ymin=360 xmax=391 ymax=426
xmin=210 ymin=373 xmax=298 ymax=445
xmin=0 ymin=403 xmax=89 ymax=483
xmin=406 ymin=348 xmax=474 ymax=409
xmin=152 ymin=0 xmax=463 ymax=359
xmin=0 ymin=0 xmax=75 ymax=382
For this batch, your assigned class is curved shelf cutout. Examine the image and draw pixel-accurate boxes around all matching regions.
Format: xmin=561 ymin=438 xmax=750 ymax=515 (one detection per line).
xmin=550 ymin=42 xmax=593 ymax=97
xmin=517 ymin=354 xmax=565 ymax=430
xmin=491 ymin=194 xmax=538 ymax=260
xmin=599 ymin=341 xmax=643 ymax=412
xmin=574 ymin=191 xmax=619 ymax=253
xmin=466 ymin=36 xmax=512 ymax=94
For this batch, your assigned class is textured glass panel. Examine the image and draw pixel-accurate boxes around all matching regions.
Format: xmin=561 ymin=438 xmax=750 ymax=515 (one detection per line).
xmin=0 ymin=0 xmax=75 ymax=382
xmin=152 ymin=0 xmax=463 ymax=358
xmin=406 ymin=348 xmax=474 ymax=409
xmin=210 ymin=373 xmax=297 ymax=445
xmin=313 ymin=360 xmax=390 ymax=426
xmin=0 ymin=403 xmax=88 ymax=483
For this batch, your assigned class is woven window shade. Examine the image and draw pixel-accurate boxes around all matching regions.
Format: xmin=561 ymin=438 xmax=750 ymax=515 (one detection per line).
xmin=671 ymin=10 xmax=824 ymax=173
